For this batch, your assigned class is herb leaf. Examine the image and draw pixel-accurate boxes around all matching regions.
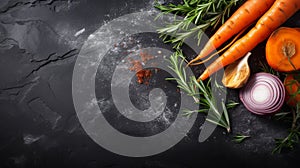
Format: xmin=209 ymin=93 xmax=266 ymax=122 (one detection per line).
xmin=272 ymin=103 xmax=300 ymax=154
xmin=155 ymin=0 xmax=242 ymax=48
xmin=167 ymin=50 xmax=236 ymax=132
xmin=233 ymin=134 xmax=250 ymax=143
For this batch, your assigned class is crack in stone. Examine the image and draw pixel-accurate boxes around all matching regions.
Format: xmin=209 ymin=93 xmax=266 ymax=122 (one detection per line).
xmin=0 ymin=1 xmax=31 ymax=14
xmin=27 ymin=96 xmax=40 ymax=105
xmin=0 ymin=0 xmax=78 ymax=15
xmin=25 ymin=49 xmax=78 ymax=78
xmin=1 ymin=78 xmax=38 ymax=91
xmin=0 ymin=0 xmax=57 ymax=14
xmin=30 ymin=52 xmax=56 ymax=63
xmin=0 ymin=76 xmax=40 ymax=100
xmin=0 ymin=37 xmax=19 ymax=49
xmin=31 ymin=0 xmax=55 ymax=7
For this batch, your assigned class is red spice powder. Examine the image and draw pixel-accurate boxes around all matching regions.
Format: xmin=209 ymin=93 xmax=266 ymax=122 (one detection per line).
xmin=140 ymin=51 xmax=154 ymax=63
xmin=128 ymin=50 xmax=155 ymax=84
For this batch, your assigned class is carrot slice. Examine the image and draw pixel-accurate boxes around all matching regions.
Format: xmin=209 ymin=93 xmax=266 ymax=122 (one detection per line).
xmin=266 ymin=27 xmax=300 ymax=72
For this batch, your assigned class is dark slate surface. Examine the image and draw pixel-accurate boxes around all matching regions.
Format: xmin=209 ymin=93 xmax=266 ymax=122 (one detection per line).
xmin=0 ymin=0 xmax=300 ymax=167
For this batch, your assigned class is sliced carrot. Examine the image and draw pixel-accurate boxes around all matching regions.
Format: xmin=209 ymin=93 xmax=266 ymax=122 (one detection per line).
xmin=266 ymin=27 xmax=300 ymax=72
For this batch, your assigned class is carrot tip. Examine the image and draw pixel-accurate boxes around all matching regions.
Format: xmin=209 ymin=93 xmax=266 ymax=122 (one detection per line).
xmin=187 ymin=58 xmax=199 ymax=66
xmin=199 ymin=71 xmax=209 ymax=81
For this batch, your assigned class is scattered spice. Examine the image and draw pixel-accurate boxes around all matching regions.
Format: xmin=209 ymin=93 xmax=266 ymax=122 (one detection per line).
xmin=140 ymin=51 xmax=154 ymax=63
xmin=136 ymin=69 xmax=152 ymax=85
xmin=128 ymin=59 xmax=143 ymax=72
xmin=128 ymin=50 xmax=155 ymax=85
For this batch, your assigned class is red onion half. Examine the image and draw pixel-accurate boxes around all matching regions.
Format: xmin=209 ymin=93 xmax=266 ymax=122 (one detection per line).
xmin=239 ymin=72 xmax=285 ymax=115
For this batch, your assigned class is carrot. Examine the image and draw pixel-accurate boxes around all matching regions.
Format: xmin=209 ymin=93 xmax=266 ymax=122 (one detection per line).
xmin=284 ymin=73 xmax=300 ymax=106
xmin=199 ymin=0 xmax=300 ymax=81
xmin=188 ymin=0 xmax=276 ymax=65
xmin=266 ymin=27 xmax=300 ymax=72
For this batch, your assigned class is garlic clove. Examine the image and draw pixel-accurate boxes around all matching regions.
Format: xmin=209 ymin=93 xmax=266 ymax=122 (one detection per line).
xmin=222 ymin=52 xmax=251 ymax=89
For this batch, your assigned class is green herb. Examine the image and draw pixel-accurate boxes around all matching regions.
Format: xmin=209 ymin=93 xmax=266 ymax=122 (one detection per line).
xmin=233 ymin=134 xmax=250 ymax=143
xmin=272 ymin=73 xmax=300 ymax=153
xmin=226 ymin=100 xmax=240 ymax=109
xmin=285 ymin=73 xmax=300 ymax=106
xmin=259 ymin=61 xmax=280 ymax=77
xmin=273 ymin=111 xmax=293 ymax=123
xmin=258 ymin=61 xmax=300 ymax=153
xmin=272 ymin=103 xmax=300 ymax=154
xmin=167 ymin=50 xmax=238 ymax=132
xmin=154 ymin=0 xmax=242 ymax=48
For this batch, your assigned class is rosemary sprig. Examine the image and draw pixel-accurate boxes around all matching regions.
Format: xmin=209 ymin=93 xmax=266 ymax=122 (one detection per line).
xmin=233 ymin=134 xmax=250 ymax=143
xmin=155 ymin=0 xmax=242 ymax=48
xmin=273 ymin=111 xmax=293 ymax=123
xmin=259 ymin=61 xmax=280 ymax=77
xmin=167 ymin=50 xmax=238 ymax=132
xmin=226 ymin=100 xmax=240 ymax=109
xmin=272 ymin=103 xmax=300 ymax=154
xmin=272 ymin=72 xmax=300 ymax=153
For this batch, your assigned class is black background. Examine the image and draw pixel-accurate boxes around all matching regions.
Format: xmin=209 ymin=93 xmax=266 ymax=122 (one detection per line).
xmin=0 ymin=0 xmax=300 ymax=167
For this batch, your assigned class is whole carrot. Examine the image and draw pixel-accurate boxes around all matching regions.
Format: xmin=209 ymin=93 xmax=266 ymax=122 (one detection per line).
xmin=199 ymin=0 xmax=300 ymax=81
xmin=188 ymin=0 xmax=276 ymax=65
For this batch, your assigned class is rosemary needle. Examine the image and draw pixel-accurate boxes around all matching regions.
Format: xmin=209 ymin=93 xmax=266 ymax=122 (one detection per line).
xmin=155 ymin=0 xmax=242 ymax=48
xmin=272 ymin=103 xmax=300 ymax=154
xmin=233 ymin=134 xmax=250 ymax=143
xmin=167 ymin=50 xmax=238 ymax=132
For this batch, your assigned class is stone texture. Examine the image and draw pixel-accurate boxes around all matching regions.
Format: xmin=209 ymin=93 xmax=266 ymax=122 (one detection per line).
xmin=0 ymin=0 xmax=300 ymax=167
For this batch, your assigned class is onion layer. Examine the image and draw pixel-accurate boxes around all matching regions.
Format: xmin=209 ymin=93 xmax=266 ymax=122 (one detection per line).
xmin=239 ymin=72 xmax=285 ymax=115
